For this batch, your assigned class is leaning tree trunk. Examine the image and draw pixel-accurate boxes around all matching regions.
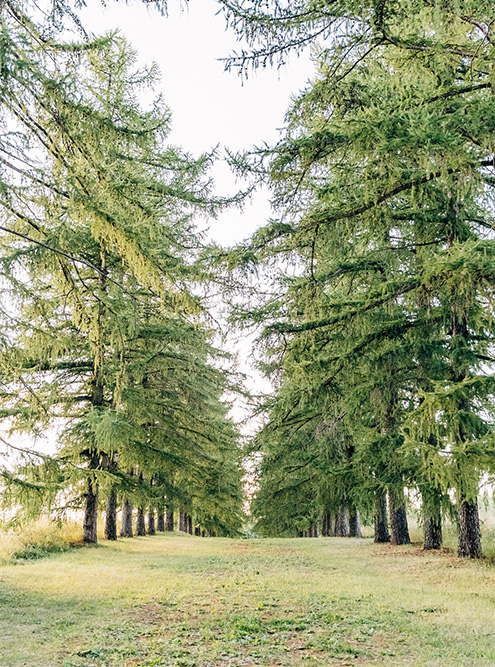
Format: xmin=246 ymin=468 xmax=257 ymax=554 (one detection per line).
xmin=389 ymin=490 xmax=410 ymax=545
xmin=335 ymin=505 xmax=349 ymax=537
xmin=374 ymin=492 xmax=390 ymax=543
xmin=120 ymin=499 xmax=134 ymax=537
xmin=166 ymin=508 xmax=174 ymax=531
xmin=148 ymin=509 xmax=156 ymax=535
xmin=83 ymin=454 xmax=100 ymax=544
xmin=458 ymin=498 xmax=482 ymax=558
xmin=157 ymin=509 xmax=165 ymax=532
xmin=422 ymin=488 xmax=443 ymax=550
xmin=349 ymin=508 xmax=362 ymax=538
xmin=105 ymin=488 xmax=118 ymax=540
xmin=136 ymin=507 xmax=146 ymax=536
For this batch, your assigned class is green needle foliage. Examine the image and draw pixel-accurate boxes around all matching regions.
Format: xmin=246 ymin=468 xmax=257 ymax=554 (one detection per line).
xmin=0 ymin=3 xmax=244 ymax=540
xmin=226 ymin=1 xmax=495 ymax=556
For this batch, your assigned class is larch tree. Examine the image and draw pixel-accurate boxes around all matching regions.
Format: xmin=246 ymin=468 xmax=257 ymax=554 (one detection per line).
xmin=0 ymin=5 xmax=244 ymax=541
xmin=223 ymin=0 xmax=495 ymax=556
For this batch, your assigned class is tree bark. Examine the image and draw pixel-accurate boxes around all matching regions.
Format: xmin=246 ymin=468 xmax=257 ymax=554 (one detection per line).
xmin=195 ymin=525 xmax=201 ymax=536
xmin=105 ymin=488 xmax=118 ymax=540
xmin=389 ymin=491 xmax=410 ymax=545
xmin=349 ymin=508 xmax=362 ymax=538
xmin=374 ymin=492 xmax=390 ymax=543
xmin=157 ymin=510 xmax=165 ymax=532
xmin=178 ymin=508 xmax=187 ymax=532
xmin=166 ymin=508 xmax=174 ymax=531
xmin=457 ymin=498 xmax=482 ymax=558
xmin=120 ymin=499 xmax=133 ymax=537
xmin=422 ymin=489 xmax=443 ymax=550
xmin=148 ymin=509 xmax=156 ymax=535
xmin=83 ymin=454 xmax=99 ymax=544
xmin=136 ymin=507 xmax=146 ymax=536
xmin=321 ymin=513 xmax=333 ymax=537
xmin=335 ymin=505 xmax=349 ymax=537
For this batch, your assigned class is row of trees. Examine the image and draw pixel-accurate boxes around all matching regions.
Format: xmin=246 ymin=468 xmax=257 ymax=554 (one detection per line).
xmin=2 ymin=0 xmax=495 ymax=559
xmin=221 ymin=0 xmax=495 ymax=557
xmin=0 ymin=1 xmax=244 ymax=541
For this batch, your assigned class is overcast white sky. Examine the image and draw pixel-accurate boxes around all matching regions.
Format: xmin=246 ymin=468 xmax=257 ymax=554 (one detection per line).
xmin=80 ymin=0 xmax=313 ymax=246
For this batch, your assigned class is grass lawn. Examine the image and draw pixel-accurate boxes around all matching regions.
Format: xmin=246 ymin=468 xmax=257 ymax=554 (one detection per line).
xmin=0 ymin=533 xmax=494 ymax=666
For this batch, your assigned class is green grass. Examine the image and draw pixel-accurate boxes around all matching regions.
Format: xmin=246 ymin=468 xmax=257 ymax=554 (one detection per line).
xmin=1 ymin=533 xmax=495 ymax=666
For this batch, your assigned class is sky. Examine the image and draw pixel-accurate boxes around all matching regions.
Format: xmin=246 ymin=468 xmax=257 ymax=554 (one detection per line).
xmin=79 ymin=0 xmax=313 ymax=246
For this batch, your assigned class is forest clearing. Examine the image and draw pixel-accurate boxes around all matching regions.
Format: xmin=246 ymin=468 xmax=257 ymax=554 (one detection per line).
xmin=1 ymin=530 xmax=495 ymax=667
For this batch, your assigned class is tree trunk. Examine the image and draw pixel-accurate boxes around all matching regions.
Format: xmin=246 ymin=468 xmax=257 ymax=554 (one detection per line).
xmin=83 ymin=454 xmax=99 ymax=544
xmin=349 ymin=508 xmax=362 ymax=538
xmin=187 ymin=514 xmax=193 ymax=535
xmin=178 ymin=508 xmax=186 ymax=532
xmin=321 ymin=513 xmax=332 ymax=537
xmin=374 ymin=492 xmax=390 ymax=543
xmin=195 ymin=525 xmax=201 ymax=536
xmin=335 ymin=505 xmax=349 ymax=537
xmin=105 ymin=488 xmax=118 ymax=540
xmin=457 ymin=498 xmax=482 ymax=558
xmin=136 ymin=507 xmax=146 ymax=536
xmin=166 ymin=508 xmax=174 ymax=531
xmin=157 ymin=510 xmax=165 ymax=532
xmin=389 ymin=491 xmax=410 ymax=545
xmin=120 ymin=499 xmax=133 ymax=537
xmin=148 ymin=509 xmax=156 ymax=535
xmin=422 ymin=489 xmax=443 ymax=550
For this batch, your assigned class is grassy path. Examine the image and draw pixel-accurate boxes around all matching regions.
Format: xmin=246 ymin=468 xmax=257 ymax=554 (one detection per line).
xmin=1 ymin=534 xmax=494 ymax=666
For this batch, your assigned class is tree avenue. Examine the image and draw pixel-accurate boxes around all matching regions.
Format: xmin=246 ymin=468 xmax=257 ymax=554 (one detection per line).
xmin=223 ymin=0 xmax=495 ymax=556
xmin=1 ymin=0 xmax=495 ymax=560
xmin=0 ymin=2 xmax=244 ymax=541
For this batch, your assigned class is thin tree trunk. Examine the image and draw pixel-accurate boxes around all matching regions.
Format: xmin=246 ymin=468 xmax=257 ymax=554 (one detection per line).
xmin=321 ymin=513 xmax=330 ymax=537
xmin=148 ymin=509 xmax=156 ymax=535
xmin=187 ymin=514 xmax=193 ymax=535
xmin=120 ymin=499 xmax=133 ymax=537
xmin=422 ymin=489 xmax=443 ymax=550
xmin=157 ymin=509 xmax=165 ymax=532
xmin=166 ymin=508 xmax=174 ymax=531
xmin=335 ymin=505 xmax=349 ymax=537
xmin=136 ymin=507 xmax=146 ymax=536
xmin=389 ymin=491 xmax=410 ymax=545
xmin=349 ymin=508 xmax=362 ymax=538
xmin=178 ymin=508 xmax=186 ymax=532
xmin=374 ymin=492 xmax=390 ymax=543
xmin=103 ymin=454 xmax=118 ymax=541
xmin=105 ymin=488 xmax=118 ymax=540
xmin=83 ymin=454 xmax=99 ymax=544
xmin=457 ymin=498 xmax=482 ymax=558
